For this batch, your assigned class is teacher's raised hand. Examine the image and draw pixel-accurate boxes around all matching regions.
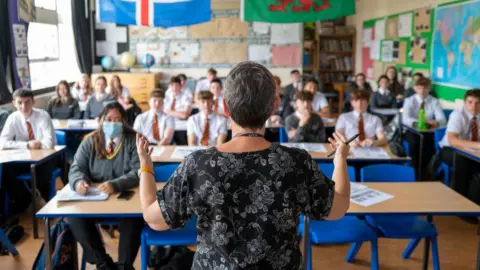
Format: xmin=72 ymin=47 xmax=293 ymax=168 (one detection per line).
xmin=328 ymin=132 xmax=350 ymax=161
xmin=136 ymin=133 xmax=153 ymax=169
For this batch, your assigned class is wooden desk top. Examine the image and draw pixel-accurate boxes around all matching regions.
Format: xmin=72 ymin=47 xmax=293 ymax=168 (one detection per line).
xmin=53 ymin=119 xmax=97 ymax=132
xmin=151 ymin=145 xmax=409 ymax=163
xmin=0 ymin=146 xmax=66 ymax=164
xmin=451 ymin=146 xmax=480 ymax=161
xmin=36 ymin=182 xmax=480 ymax=218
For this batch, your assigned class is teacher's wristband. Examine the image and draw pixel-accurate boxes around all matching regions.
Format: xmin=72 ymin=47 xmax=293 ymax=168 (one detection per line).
xmin=138 ymin=167 xmax=154 ymax=177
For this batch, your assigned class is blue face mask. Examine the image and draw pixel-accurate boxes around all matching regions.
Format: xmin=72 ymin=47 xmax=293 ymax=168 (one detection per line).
xmin=103 ymin=121 xmax=123 ymax=138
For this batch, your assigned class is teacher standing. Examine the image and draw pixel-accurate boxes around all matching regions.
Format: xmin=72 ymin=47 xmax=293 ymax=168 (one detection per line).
xmin=137 ymin=61 xmax=351 ymax=269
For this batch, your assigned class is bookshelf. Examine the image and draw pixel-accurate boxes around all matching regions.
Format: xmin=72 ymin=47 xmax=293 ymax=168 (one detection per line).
xmin=315 ymin=32 xmax=355 ymax=84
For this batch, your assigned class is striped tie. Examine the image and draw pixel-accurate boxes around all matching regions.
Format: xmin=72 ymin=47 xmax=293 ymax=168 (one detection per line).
xmin=170 ymin=97 xmax=176 ymax=111
xmin=200 ymin=119 xmax=210 ymax=146
xmin=213 ymin=99 xmax=219 ymax=113
xmin=153 ymin=114 xmax=160 ymax=141
xmin=472 ymin=116 xmax=478 ymax=142
xmin=107 ymin=138 xmax=115 ymax=156
xmin=26 ymin=120 xmax=35 ymax=140
xmin=358 ymin=114 xmax=365 ymax=142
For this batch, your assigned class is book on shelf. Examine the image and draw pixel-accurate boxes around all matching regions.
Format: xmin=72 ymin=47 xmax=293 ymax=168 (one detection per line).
xmin=320 ymin=39 xmax=352 ymax=52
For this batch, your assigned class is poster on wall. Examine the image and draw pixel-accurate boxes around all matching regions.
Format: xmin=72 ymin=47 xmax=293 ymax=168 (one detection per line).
xmin=15 ymin=57 xmax=30 ymax=88
xmin=270 ymin=23 xmax=302 ymax=44
xmin=169 ymin=42 xmax=200 ymax=64
xmin=18 ymin=0 xmax=36 ymax=22
xmin=12 ymin=24 xmax=28 ymax=57
xmin=431 ymin=0 xmax=480 ymax=88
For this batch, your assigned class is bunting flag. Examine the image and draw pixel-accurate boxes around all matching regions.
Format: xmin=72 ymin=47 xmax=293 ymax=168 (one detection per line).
xmin=241 ymin=0 xmax=356 ymax=23
xmin=97 ymin=0 xmax=211 ymax=28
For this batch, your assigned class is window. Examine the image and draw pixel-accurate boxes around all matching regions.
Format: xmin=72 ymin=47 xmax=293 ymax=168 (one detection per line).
xmin=28 ymin=0 xmax=80 ymax=90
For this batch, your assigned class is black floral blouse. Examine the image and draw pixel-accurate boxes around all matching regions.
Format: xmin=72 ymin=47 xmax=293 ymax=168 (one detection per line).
xmin=157 ymin=144 xmax=335 ymax=270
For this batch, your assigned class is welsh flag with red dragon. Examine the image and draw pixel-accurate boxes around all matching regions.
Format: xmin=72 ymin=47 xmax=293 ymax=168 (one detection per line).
xmin=241 ymin=0 xmax=356 ymax=23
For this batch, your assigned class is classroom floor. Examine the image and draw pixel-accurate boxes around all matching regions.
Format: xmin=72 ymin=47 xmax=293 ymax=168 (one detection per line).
xmin=0 ymin=211 xmax=478 ymax=270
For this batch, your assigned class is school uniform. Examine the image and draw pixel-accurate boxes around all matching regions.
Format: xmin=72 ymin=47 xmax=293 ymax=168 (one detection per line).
xmin=312 ymin=92 xmax=328 ymax=112
xmin=46 ymin=98 xmax=82 ymax=119
xmin=403 ymin=94 xmax=446 ymax=179
xmin=106 ymin=86 xmax=129 ymax=97
xmin=344 ymin=82 xmax=373 ymax=112
xmin=195 ymin=79 xmax=210 ymax=92
xmin=370 ymin=88 xmax=397 ymax=109
xmin=0 ymin=108 xmax=58 ymax=210
xmin=284 ymin=112 xmax=326 ymax=143
xmin=335 ymin=111 xmax=384 ymax=141
xmin=212 ymin=95 xmax=227 ymax=115
xmin=134 ymin=110 xmax=175 ymax=145
xmin=83 ymin=94 xmax=116 ymax=119
xmin=439 ymin=108 xmax=480 ymax=198
xmin=164 ymin=90 xmax=193 ymax=145
xmin=187 ymin=113 xmax=228 ymax=146
xmin=68 ymin=132 xmax=143 ymax=269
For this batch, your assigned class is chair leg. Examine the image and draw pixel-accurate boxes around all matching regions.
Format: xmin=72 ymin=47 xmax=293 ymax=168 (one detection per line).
xmin=0 ymin=228 xmax=18 ymax=256
xmin=346 ymin=241 xmax=363 ymax=263
xmin=431 ymin=237 xmax=440 ymax=270
xmin=80 ymin=250 xmax=87 ymax=270
xmin=402 ymin=238 xmax=422 ymax=259
xmin=371 ymin=239 xmax=379 ymax=270
xmin=307 ymin=231 xmax=312 ymax=270
xmin=141 ymin=233 xmax=149 ymax=270
xmin=444 ymin=167 xmax=451 ymax=187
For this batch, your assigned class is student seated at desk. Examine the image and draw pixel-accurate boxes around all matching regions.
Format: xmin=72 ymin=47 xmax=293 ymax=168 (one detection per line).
xmin=344 ymin=73 xmax=373 ymax=112
xmin=304 ymin=78 xmax=329 ymax=117
xmin=210 ymin=78 xmax=227 ymax=116
xmin=0 ymin=89 xmax=57 ymax=206
xmin=285 ymin=91 xmax=326 ymax=143
xmin=46 ymin=80 xmax=81 ymax=119
xmin=134 ymin=89 xmax=174 ymax=145
xmin=370 ymin=75 xmax=397 ymax=109
xmin=403 ymin=77 xmax=446 ymax=178
xmin=385 ymin=66 xmax=405 ymax=101
xmin=281 ymin=69 xmax=303 ymax=118
xmin=165 ymin=76 xmax=193 ymax=145
xmin=405 ymin=72 xmax=438 ymax=99
xmin=106 ymin=75 xmax=130 ymax=97
xmin=439 ymin=89 xmax=480 ymax=199
xmin=68 ymin=102 xmax=143 ymax=270
xmin=336 ymin=90 xmax=387 ymax=147
xmin=187 ymin=91 xmax=228 ymax=146
xmin=84 ymin=76 xmax=115 ymax=120
xmin=71 ymin=73 xmax=93 ymax=103
xmin=195 ymin=68 xmax=217 ymax=92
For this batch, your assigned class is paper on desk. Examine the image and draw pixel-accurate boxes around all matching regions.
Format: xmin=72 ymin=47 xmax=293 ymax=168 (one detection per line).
xmin=351 ymin=147 xmax=390 ymax=159
xmin=171 ymin=146 xmax=207 ymax=159
xmin=67 ymin=119 xmax=84 ymax=128
xmin=0 ymin=149 xmax=31 ymax=161
xmin=350 ymin=182 xmax=368 ymax=194
xmin=83 ymin=120 xmax=98 ymax=129
xmin=56 ymin=186 xmax=109 ymax=202
xmin=281 ymin=143 xmax=327 ymax=153
xmin=52 ymin=119 xmax=61 ymax=128
xmin=465 ymin=148 xmax=480 ymax=153
xmin=150 ymin=147 xmax=165 ymax=157
xmin=350 ymin=187 xmax=394 ymax=207
xmin=78 ymin=101 xmax=87 ymax=111
xmin=323 ymin=118 xmax=336 ymax=124
xmin=370 ymin=108 xmax=400 ymax=115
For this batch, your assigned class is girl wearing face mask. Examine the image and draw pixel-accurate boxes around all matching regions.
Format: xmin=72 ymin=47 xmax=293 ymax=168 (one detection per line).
xmin=84 ymin=76 xmax=116 ymax=120
xmin=46 ymin=80 xmax=81 ymax=119
xmin=370 ymin=75 xmax=397 ymax=109
xmin=68 ymin=102 xmax=143 ymax=270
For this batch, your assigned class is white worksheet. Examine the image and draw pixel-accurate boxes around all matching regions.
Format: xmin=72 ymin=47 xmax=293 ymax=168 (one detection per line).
xmin=351 ymin=147 xmax=390 ymax=159
xmin=150 ymin=147 xmax=165 ymax=157
xmin=281 ymin=143 xmax=327 ymax=153
xmin=56 ymin=186 xmax=109 ymax=202
xmin=350 ymin=188 xmax=394 ymax=207
xmin=350 ymin=182 xmax=368 ymax=194
xmin=171 ymin=146 xmax=207 ymax=159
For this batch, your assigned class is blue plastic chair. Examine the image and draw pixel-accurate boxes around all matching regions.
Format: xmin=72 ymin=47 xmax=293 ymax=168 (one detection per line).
xmin=140 ymin=163 xmax=196 ymax=270
xmin=279 ymin=127 xmax=288 ymax=143
xmin=359 ymin=164 xmax=440 ymax=270
xmin=55 ymin=130 xmax=66 ymax=146
xmin=299 ymin=163 xmax=379 ymax=270
xmin=434 ymin=127 xmax=451 ymax=186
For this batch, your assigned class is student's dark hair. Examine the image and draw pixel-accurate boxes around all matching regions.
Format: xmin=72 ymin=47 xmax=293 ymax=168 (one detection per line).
xmin=385 ymin=66 xmax=398 ymax=79
xmin=110 ymin=75 xmax=123 ymax=98
xmin=350 ymin=90 xmax=371 ymax=101
xmin=305 ymin=78 xmax=319 ymax=87
xmin=290 ymin=69 xmax=300 ymax=75
xmin=355 ymin=73 xmax=366 ymax=79
xmin=198 ymin=90 xmax=214 ymax=100
xmin=272 ymin=75 xmax=281 ymax=87
xmin=210 ymin=78 xmax=222 ymax=88
xmin=465 ymin=89 xmax=480 ymax=100
xmin=177 ymin=74 xmax=187 ymax=81
xmin=53 ymin=80 xmax=73 ymax=105
xmin=12 ymin=88 xmax=34 ymax=100
xmin=150 ymin=88 xmax=165 ymax=99
xmin=169 ymin=76 xmax=181 ymax=84
xmin=95 ymin=76 xmax=107 ymax=85
xmin=207 ymin=68 xmax=217 ymax=76
xmin=415 ymin=77 xmax=431 ymax=88
xmin=295 ymin=91 xmax=314 ymax=101
xmin=413 ymin=72 xmax=424 ymax=78
xmin=90 ymin=102 xmax=137 ymax=159
xmin=377 ymin=75 xmax=389 ymax=85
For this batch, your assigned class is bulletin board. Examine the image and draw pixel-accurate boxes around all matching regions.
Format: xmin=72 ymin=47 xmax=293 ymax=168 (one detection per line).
xmin=361 ymin=0 xmax=476 ymax=103
xmin=128 ymin=9 xmax=302 ymax=69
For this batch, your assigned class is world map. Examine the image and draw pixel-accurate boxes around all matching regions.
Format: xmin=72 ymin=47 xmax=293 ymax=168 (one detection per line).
xmin=431 ymin=0 xmax=480 ymax=89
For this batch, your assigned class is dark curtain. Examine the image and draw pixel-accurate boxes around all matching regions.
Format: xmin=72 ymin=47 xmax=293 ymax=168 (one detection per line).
xmin=71 ymin=0 xmax=93 ymax=75
xmin=0 ymin=0 xmax=13 ymax=104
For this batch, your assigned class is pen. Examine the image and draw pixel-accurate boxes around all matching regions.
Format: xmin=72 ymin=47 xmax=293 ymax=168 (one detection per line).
xmin=327 ymin=134 xmax=359 ymax=157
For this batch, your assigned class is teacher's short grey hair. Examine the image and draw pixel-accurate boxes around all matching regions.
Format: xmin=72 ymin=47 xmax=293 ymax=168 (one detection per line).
xmin=224 ymin=61 xmax=275 ymax=130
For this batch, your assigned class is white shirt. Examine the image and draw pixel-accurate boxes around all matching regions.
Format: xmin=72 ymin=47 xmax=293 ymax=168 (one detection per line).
xmin=0 ymin=108 xmax=56 ymax=149
xmin=166 ymin=87 xmax=192 ymax=96
xmin=335 ymin=111 xmax=384 ymax=141
xmin=213 ymin=95 xmax=227 ymax=115
xmin=104 ymin=134 xmax=123 ymax=152
xmin=312 ymin=92 xmax=328 ymax=112
xmin=164 ymin=89 xmax=193 ymax=121
xmin=195 ymin=79 xmax=211 ymax=92
xmin=440 ymin=107 xmax=480 ymax=148
xmin=134 ymin=110 xmax=175 ymax=144
xmin=71 ymin=88 xmax=91 ymax=102
xmin=293 ymin=82 xmax=303 ymax=91
xmin=402 ymin=94 xmax=446 ymax=126
xmin=377 ymin=88 xmax=391 ymax=95
xmin=187 ymin=113 xmax=228 ymax=146
xmin=106 ymin=86 xmax=130 ymax=97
